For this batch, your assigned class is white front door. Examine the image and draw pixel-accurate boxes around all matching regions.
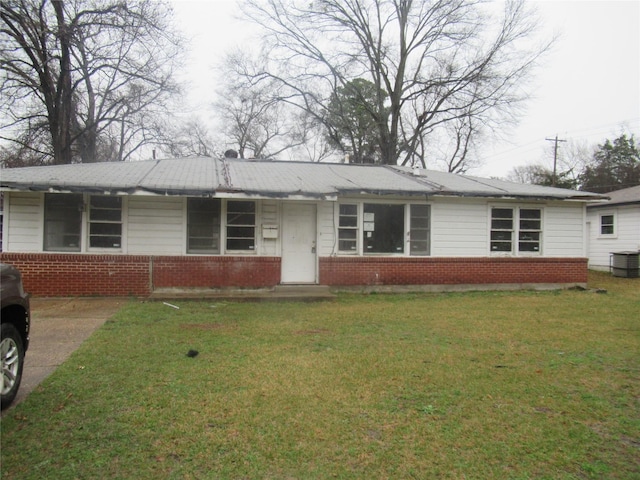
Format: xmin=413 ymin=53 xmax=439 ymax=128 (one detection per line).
xmin=281 ymin=203 xmax=317 ymax=284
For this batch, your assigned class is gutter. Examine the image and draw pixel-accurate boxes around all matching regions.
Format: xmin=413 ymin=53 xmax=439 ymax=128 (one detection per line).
xmin=0 ymin=182 xmax=606 ymax=202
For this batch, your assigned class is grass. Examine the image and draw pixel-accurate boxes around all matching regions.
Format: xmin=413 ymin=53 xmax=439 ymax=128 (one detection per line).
xmin=1 ymin=271 xmax=638 ymax=479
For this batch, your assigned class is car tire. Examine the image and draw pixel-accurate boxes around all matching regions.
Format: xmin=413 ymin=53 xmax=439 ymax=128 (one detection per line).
xmin=1 ymin=323 xmax=25 ymax=410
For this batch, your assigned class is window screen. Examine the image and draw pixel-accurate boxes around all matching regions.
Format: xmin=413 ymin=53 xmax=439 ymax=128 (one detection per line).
xmin=410 ymin=204 xmax=430 ymax=255
xmin=600 ymin=214 xmax=614 ymax=235
xmin=518 ymin=208 xmax=541 ymax=252
xmin=490 ymin=208 xmax=514 ymax=252
xmin=363 ymin=204 xmax=404 ymax=254
xmin=89 ymin=196 xmax=122 ymax=248
xmin=226 ymin=200 xmax=255 ymax=251
xmin=44 ymin=194 xmax=83 ymax=251
xmin=338 ymin=204 xmax=358 ymax=252
xmin=188 ymin=198 xmax=221 ymax=253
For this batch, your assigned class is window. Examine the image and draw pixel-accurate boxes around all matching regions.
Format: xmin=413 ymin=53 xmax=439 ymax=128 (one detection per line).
xmin=490 ymin=208 xmax=513 ymax=252
xmin=187 ymin=198 xmax=221 ymax=253
xmin=410 ymin=204 xmax=430 ymax=255
xmin=44 ymin=194 xmax=83 ymax=251
xmin=336 ymin=202 xmax=430 ymax=256
xmin=518 ymin=208 xmax=541 ymax=252
xmin=226 ymin=200 xmax=255 ymax=251
xmin=89 ymin=196 xmax=122 ymax=248
xmin=338 ymin=204 xmax=358 ymax=252
xmin=491 ymin=207 xmax=542 ymax=254
xmin=363 ymin=203 xmax=404 ymax=254
xmin=600 ymin=214 xmax=615 ymax=235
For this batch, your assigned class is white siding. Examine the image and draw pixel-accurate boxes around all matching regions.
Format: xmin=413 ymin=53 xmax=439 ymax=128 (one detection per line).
xmin=4 ymin=192 xmax=42 ymax=252
xmin=317 ymin=201 xmax=337 ymax=256
xmin=1 ymin=192 xmax=595 ymax=260
xmin=587 ymin=205 xmax=640 ymax=270
xmin=543 ymin=204 xmax=586 ymax=257
xmin=431 ymin=199 xmax=487 ymax=256
xmin=127 ymin=196 xmax=185 ymax=254
xmin=260 ymin=200 xmax=279 ymax=256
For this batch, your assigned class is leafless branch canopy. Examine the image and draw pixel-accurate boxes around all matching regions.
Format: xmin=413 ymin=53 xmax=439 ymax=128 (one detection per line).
xmin=214 ymin=50 xmax=325 ymax=160
xmin=1 ymin=0 xmax=183 ymax=164
xmin=241 ymin=0 xmax=551 ymax=170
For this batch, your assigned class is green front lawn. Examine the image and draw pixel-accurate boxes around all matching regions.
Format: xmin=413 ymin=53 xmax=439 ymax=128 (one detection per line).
xmin=2 ymin=271 xmax=638 ymax=479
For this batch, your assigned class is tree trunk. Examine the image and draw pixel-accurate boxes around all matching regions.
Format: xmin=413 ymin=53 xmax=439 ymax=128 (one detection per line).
xmin=52 ymin=0 xmax=73 ymax=164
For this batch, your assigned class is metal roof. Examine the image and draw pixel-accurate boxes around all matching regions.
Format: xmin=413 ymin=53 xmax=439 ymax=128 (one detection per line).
xmin=586 ymin=185 xmax=640 ymax=208
xmin=0 ymin=157 xmax=605 ymax=201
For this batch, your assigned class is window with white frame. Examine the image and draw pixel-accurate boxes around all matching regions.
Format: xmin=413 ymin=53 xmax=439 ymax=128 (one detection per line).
xmin=226 ymin=200 xmax=255 ymax=251
xmin=338 ymin=204 xmax=358 ymax=252
xmin=187 ymin=198 xmax=221 ymax=253
xmin=44 ymin=193 xmax=83 ymax=251
xmin=600 ymin=214 xmax=615 ymax=235
xmin=490 ymin=208 xmax=514 ymax=252
xmin=89 ymin=196 xmax=122 ymax=249
xmin=491 ymin=207 xmax=542 ymax=254
xmin=337 ymin=202 xmax=430 ymax=255
xmin=518 ymin=208 xmax=542 ymax=252
xmin=410 ymin=204 xmax=430 ymax=255
xmin=363 ymin=203 xmax=404 ymax=253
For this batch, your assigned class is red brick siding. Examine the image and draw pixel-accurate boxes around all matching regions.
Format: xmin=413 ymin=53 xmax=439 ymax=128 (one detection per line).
xmin=0 ymin=253 xmax=587 ymax=296
xmin=319 ymin=256 xmax=588 ymax=286
xmin=0 ymin=253 xmax=150 ymax=296
xmin=0 ymin=253 xmax=281 ymax=296
xmin=151 ymin=256 xmax=281 ymax=289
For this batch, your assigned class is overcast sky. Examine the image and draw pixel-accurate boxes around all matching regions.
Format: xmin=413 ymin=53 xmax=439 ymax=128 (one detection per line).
xmin=171 ymin=0 xmax=640 ymax=179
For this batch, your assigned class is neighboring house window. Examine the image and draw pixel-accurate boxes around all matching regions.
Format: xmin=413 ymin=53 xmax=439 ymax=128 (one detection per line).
xmin=44 ymin=193 xmax=83 ymax=251
xmin=89 ymin=196 xmax=122 ymax=249
xmin=338 ymin=204 xmax=358 ymax=252
xmin=600 ymin=214 xmax=615 ymax=235
xmin=226 ymin=200 xmax=255 ymax=251
xmin=410 ymin=204 xmax=430 ymax=255
xmin=187 ymin=198 xmax=221 ymax=254
xmin=363 ymin=203 xmax=404 ymax=254
xmin=491 ymin=207 xmax=542 ymax=254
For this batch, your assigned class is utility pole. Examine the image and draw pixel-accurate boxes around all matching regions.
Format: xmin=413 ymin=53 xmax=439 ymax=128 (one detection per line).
xmin=545 ymin=135 xmax=567 ymax=186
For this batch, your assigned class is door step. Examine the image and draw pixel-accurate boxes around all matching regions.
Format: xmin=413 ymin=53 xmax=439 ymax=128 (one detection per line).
xmin=273 ymin=285 xmax=334 ymax=298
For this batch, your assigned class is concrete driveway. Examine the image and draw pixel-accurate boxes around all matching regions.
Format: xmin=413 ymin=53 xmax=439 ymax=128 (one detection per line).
xmin=3 ymin=297 xmax=125 ymax=413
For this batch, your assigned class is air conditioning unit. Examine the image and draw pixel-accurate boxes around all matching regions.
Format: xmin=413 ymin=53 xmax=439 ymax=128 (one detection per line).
xmin=610 ymin=251 xmax=640 ymax=278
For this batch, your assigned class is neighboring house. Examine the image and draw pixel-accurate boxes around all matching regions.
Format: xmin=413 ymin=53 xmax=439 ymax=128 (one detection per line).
xmin=0 ymin=158 xmax=603 ymax=296
xmin=586 ymin=185 xmax=640 ymax=271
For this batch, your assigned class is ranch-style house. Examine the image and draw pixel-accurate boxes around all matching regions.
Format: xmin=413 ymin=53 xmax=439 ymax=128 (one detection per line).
xmin=0 ymin=157 xmax=604 ymax=296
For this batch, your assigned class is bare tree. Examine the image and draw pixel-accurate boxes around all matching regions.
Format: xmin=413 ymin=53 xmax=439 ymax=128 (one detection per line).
xmin=241 ymin=0 xmax=551 ymax=169
xmin=157 ymin=117 xmax=220 ymax=158
xmin=0 ymin=0 xmax=182 ymax=165
xmin=214 ymin=50 xmax=322 ymax=160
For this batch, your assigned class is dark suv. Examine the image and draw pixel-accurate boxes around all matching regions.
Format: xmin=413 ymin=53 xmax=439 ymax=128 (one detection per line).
xmin=1 ymin=263 xmax=30 ymax=409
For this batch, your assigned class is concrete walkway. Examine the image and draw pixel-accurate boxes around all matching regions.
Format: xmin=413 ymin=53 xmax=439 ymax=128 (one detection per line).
xmin=3 ymin=298 xmax=125 ymax=414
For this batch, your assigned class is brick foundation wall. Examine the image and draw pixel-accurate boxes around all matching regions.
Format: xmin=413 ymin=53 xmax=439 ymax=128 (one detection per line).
xmin=151 ymin=256 xmax=281 ymax=289
xmin=0 ymin=253 xmax=587 ymax=296
xmin=0 ymin=253 xmax=151 ymax=296
xmin=319 ymin=256 xmax=588 ymax=286
xmin=0 ymin=253 xmax=281 ymax=296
